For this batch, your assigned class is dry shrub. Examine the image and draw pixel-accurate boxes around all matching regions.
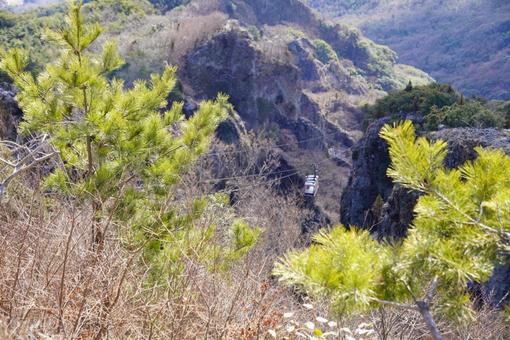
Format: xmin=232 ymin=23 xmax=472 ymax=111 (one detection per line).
xmin=116 ymin=10 xmax=228 ymax=84
xmin=367 ymin=302 xmax=510 ymax=340
xmin=454 ymin=294 xmax=510 ymax=340
xmin=1 ymin=142 xmax=509 ymax=339
xmin=0 ymin=148 xmax=307 ymax=339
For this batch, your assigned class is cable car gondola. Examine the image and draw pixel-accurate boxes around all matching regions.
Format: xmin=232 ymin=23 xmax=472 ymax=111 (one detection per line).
xmin=304 ymin=165 xmax=319 ymax=198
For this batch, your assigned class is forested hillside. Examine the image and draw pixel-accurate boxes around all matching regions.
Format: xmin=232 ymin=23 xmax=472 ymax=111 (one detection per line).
xmin=307 ymin=0 xmax=510 ymax=100
xmin=0 ymin=1 xmax=509 ymax=339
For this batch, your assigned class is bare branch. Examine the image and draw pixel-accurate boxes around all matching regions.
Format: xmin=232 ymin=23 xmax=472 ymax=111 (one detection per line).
xmin=369 ymin=297 xmax=419 ymax=311
xmin=0 ymin=136 xmax=58 ymax=197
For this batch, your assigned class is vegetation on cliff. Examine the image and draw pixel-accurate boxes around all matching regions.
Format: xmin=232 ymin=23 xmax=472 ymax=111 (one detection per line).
xmin=364 ymin=83 xmax=510 ymax=130
xmin=0 ymin=1 xmax=508 ymax=339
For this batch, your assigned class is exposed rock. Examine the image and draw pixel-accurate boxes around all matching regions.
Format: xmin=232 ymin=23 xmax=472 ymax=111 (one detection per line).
xmin=183 ymin=25 xmax=358 ymax=165
xmin=0 ymin=83 xmax=21 ymax=140
xmin=430 ymin=128 xmax=510 ymax=162
xmin=340 ymin=116 xmax=397 ymax=232
xmin=103 ymin=0 xmax=432 ymax=218
xmin=300 ymin=204 xmax=331 ymax=243
xmin=340 ymin=116 xmax=510 ymax=304
xmin=341 ymin=118 xmax=510 ymax=237
xmin=178 ymin=0 xmax=432 ymax=165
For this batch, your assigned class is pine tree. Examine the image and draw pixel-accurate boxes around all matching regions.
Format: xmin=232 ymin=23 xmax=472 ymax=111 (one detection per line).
xmin=0 ymin=1 xmax=258 ymax=282
xmin=274 ymin=120 xmax=510 ymax=340
xmin=405 ymin=80 xmax=413 ymax=92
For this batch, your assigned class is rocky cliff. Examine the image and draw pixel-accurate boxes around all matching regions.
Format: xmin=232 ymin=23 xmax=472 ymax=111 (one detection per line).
xmin=142 ymin=0 xmax=431 ymax=219
xmin=340 ymin=116 xmax=510 ymax=304
xmin=179 ymin=0 xmax=432 ymax=152
xmin=110 ymin=0 xmax=431 ymax=157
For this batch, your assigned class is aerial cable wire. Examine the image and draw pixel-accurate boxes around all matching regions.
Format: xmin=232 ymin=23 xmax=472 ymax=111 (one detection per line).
xmin=204 ymin=131 xmax=339 ymax=157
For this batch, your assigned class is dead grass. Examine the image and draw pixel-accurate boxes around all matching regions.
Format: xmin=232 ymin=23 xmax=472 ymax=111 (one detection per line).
xmin=0 ymin=143 xmax=509 ymax=339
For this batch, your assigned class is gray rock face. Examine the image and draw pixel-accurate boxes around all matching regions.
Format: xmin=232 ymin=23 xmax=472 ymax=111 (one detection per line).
xmin=341 ymin=118 xmax=510 ymax=237
xmin=340 ymin=116 xmax=397 ymax=233
xmin=0 ymin=83 xmax=21 ymax=140
xmin=179 ymin=0 xmax=431 ymax=166
xmin=183 ymin=27 xmax=356 ymax=162
xmin=340 ymin=116 xmax=510 ymax=304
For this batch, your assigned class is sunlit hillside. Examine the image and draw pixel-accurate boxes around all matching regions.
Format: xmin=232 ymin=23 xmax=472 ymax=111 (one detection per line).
xmin=308 ymin=0 xmax=510 ymax=100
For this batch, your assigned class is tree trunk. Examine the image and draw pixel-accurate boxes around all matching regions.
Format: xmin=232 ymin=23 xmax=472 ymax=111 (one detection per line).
xmin=91 ymin=199 xmax=104 ymax=251
xmin=416 ymin=300 xmax=443 ymax=340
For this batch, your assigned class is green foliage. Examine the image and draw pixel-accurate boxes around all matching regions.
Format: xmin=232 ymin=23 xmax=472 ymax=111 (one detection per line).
xmin=0 ymin=5 xmax=65 ymax=80
xmin=274 ymin=227 xmax=391 ymax=314
xmin=227 ymin=219 xmax=263 ymax=261
xmin=380 ymin=120 xmax=508 ymax=319
xmin=287 ymin=27 xmax=305 ymax=39
xmin=0 ymin=1 xmax=250 ymax=284
xmin=89 ymin=0 xmax=152 ymax=17
xmin=275 ymin=120 xmax=510 ymax=326
xmin=247 ymin=25 xmax=262 ymax=41
xmin=313 ymin=39 xmax=338 ymax=64
xmin=85 ymin=0 xmax=154 ymax=32
xmin=365 ymin=83 xmax=507 ymax=130
xmin=0 ymin=0 xmax=153 ymax=82
xmin=494 ymin=101 xmax=510 ymax=128
xmin=365 ymin=83 xmax=459 ymax=119
xmin=0 ymin=10 xmax=16 ymax=29
xmin=424 ymin=101 xmax=505 ymax=130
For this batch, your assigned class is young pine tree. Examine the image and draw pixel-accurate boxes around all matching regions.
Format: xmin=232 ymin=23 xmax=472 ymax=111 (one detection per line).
xmin=274 ymin=120 xmax=510 ymax=340
xmin=0 ymin=1 xmax=260 ymax=282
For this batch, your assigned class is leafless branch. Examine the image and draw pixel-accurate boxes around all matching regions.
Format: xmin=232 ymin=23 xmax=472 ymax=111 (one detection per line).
xmin=0 ymin=135 xmax=58 ymax=196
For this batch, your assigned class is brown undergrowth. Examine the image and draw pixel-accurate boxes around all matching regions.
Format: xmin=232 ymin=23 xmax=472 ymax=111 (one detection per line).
xmin=0 ymin=148 xmax=508 ymax=339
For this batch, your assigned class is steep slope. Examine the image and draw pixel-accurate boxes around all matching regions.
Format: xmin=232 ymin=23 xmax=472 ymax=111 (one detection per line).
xmin=113 ymin=0 xmax=432 ymax=218
xmin=0 ymin=0 xmax=432 ymax=219
xmin=307 ymin=0 xmax=510 ymax=100
xmin=113 ymin=0 xmax=431 ymax=136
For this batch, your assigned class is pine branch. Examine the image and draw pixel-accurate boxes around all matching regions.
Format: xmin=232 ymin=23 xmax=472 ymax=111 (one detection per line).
xmin=431 ymin=188 xmax=510 ymax=239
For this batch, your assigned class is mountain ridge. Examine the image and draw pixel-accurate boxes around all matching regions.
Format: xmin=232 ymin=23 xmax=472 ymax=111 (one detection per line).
xmin=307 ymin=0 xmax=510 ymax=100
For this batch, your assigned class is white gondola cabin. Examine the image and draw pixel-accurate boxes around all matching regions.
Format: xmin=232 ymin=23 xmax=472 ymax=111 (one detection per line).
xmin=304 ymin=174 xmax=319 ymax=197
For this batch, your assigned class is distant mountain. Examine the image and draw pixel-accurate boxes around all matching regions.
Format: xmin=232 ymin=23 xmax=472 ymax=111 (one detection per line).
xmin=2 ymin=0 xmax=60 ymax=10
xmin=307 ymin=0 xmax=510 ymax=100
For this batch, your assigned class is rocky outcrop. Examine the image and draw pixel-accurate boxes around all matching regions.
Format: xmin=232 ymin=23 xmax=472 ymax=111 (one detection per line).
xmin=183 ymin=25 xmax=357 ymax=165
xmin=0 ymin=83 xmax=21 ymax=140
xmin=341 ymin=117 xmax=510 ymax=237
xmin=340 ymin=116 xmax=395 ymax=232
xmin=340 ymin=116 xmax=510 ymax=304
xmin=178 ymin=0 xmax=432 ymax=166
